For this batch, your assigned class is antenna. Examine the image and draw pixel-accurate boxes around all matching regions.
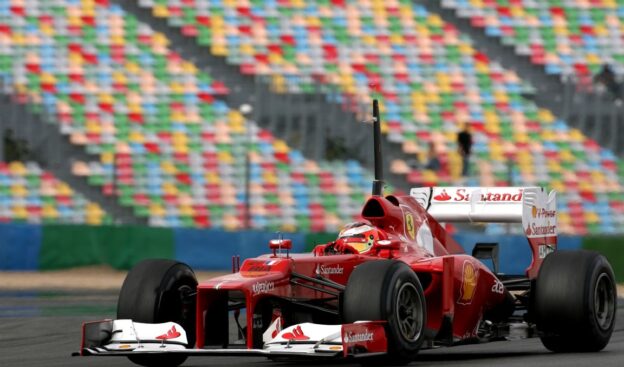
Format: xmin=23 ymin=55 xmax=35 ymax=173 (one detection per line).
xmin=371 ymin=99 xmax=384 ymax=196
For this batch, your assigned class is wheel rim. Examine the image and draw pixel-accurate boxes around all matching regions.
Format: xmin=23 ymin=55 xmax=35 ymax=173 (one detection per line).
xmin=178 ymin=284 xmax=195 ymax=324
xmin=594 ymin=272 xmax=615 ymax=331
xmin=395 ymin=282 xmax=423 ymax=342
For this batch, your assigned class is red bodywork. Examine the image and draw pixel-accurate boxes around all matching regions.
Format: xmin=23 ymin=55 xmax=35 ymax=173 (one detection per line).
xmin=195 ymin=194 xmax=543 ymax=349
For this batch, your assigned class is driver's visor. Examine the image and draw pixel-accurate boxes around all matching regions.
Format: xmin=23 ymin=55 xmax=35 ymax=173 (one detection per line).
xmin=340 ymin=235 xmax=370 ymax=253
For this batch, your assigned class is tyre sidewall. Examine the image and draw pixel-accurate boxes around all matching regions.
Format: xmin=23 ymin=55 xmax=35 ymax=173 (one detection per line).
xmin=382 ymin=264 xmax=426 ymax=358
xmin=535 ymin=250 xmax=616 ymax=352
xmin=117 ymin=259 xmax=197 ymax=367
xmin=343 ymin=260 xmax=426 ymax=362
xmin=581 ymin=256 xmax=616 ymax=346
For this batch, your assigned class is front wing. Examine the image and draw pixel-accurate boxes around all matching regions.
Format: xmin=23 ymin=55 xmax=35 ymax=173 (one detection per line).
xmin=77 ymin=319 xmax=388 ymax=360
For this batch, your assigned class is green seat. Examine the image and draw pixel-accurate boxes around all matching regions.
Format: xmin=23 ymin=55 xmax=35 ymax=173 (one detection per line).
xmin=296 ymin=215 xmax=310 ymax=231
xmin=87 ymin=174 xmax=106 ymax=186
xmin=198 ymin=27 xmax=212 ymax=46
xmin=135 ymin=205 xmax=150 ymax=217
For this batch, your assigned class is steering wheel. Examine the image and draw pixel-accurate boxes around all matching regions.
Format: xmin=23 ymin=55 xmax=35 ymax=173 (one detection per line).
xmin=323 ymin=241 xmax=358 ymax=255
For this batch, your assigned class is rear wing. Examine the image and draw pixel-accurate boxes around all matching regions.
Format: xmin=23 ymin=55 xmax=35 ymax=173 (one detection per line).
xmin=410 ymin=186 xmax=557 ymax=277
xmin=410 ymin=186 xmax=555 ymax=228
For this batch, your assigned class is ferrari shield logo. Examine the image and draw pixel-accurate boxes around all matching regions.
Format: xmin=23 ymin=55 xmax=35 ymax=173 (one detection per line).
xmin=405 ymin=212 xmax=415 ymax=240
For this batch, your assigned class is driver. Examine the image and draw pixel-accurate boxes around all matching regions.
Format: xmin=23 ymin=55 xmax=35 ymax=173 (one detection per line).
xmin=334 ymin=222 xmax=382 ymax=254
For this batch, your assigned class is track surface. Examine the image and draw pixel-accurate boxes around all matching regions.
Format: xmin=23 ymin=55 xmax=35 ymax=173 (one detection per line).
xmin=1 ymin=291 xmax=623 ymax=367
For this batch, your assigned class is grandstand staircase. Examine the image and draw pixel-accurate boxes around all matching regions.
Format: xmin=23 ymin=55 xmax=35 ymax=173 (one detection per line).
xmin=420 ymin=0 xmax=624 ymax=157
xmin=0 ymin=92 xmax=146 ymax=225
xmin=114 ymin=0 xmax=415 ymax=193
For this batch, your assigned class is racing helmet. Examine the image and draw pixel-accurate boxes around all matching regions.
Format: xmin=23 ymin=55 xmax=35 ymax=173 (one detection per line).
xmin=336 ymin=222 xmax=381 ymax=254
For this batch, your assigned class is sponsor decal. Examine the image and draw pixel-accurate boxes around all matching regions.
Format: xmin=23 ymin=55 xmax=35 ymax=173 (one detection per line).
xmin=491 ymin=279 xmax=504 ymax=295
xmin=434 ymin=189 xmax=452 ymax=201
xmin=247 ymin=265 xmax=271 ymax=272
xmin=538 ymin=244 xmax=555 ymax=259
xmin=343 ymin=331 xmax=374 ymax=344
xmin=252 ymin=281 xmax=275 ymax=295
xmin=404 ymin=212 xmax=416 ymax=240
xmin=434 ymin=188 xmax=523 ymax=202
xmin=243 ymin=260 xmax=274 ymax=273
xmin=156 ymin=325 xmax=181 ymax=340
xmin=526 ymin=223 xmax=556 ymax=237
xmin=329 ymin=346 xmax=343 ymax=351
xmin=118 ymin=344 xmax=132 ymax=349
xmin=318 ymin=264 xmax=344 ymax=275
xmin=458 ymin=260 xmax=479 ymax=305
xmin=282 ymin=325 xmax=309 ymax=341
xmin=531 ymin=205 xmax=556 ymax=219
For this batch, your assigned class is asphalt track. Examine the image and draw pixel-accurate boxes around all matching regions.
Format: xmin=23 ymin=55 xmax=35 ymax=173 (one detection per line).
xmin=1 ymin=291 xmax=623 ymax=367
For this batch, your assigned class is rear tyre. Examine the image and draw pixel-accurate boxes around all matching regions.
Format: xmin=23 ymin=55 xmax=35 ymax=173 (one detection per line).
xmin=534 ymin=250 xmax=616 ymax=352
xmin=117 ymin=259 xmax=198 ymax=367
xmin=343 ymin=260 xmax=426 ymax=365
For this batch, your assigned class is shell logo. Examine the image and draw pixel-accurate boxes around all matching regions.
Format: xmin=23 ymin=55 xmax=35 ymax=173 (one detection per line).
xmin=457 ymin=260 xmax=479 ymax=305
xmin=532 ymin=205 xmax=537 ymax=218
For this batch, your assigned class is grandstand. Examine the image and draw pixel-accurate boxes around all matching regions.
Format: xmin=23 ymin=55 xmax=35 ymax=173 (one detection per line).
xmin=0 ymin=0 xmax=372 ymax=231
xmin=441 ymin=0 xmax=624 ymax=81
xmin=0 ymin=0 xmax=622 ymax=235
xmin=0 ymin=160 xmax=107 ymax=224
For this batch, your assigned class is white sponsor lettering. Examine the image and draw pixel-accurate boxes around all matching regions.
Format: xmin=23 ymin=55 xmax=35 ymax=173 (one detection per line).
xmin=252 ymin=281 xmax=275 ymax=295
xmin=319 ymin=265 xmax=344 ymax=275
xmin=531 ymin=223 xmax=556 ymax=236
xmin=538 ymin=245 xmax=554 ymax=259
xmin=491 ymin=279 xmax=504 ymax=295
xmin=344 ymin=331 xmax=374 ymax=343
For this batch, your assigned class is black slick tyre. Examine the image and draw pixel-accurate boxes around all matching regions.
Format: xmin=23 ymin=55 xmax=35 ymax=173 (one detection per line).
xmin=343 ymin=260 xmax=426 ymax=365
xmin=117 ymin=259 xmax=198 ymax=367
xmin=534 ymin=250 xmax=616 ymax=352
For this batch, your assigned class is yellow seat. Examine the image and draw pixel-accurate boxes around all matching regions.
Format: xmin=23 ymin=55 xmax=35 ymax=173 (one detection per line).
xmin=9 ymin=162 xmax=26 ymax=176
xmin=550 ymin=180 xmax=565 ymax=193
xmin=179 ymin=204 xmax=195 ymax=217
xmin=204 ymin=172 xmax=221 ymax=184
xmin=12 ymin=205 xmax=28 ymax=219
xmin=101 ymin=152 xmax=114 ymax=165
xmin=148 ymin=203 xmax=165 ymax=217
xmin=162 ymin=182 xmax=179 ymax=196
xmin=584 ymin=212 xmax=600 ymax=224
xmin=173 ymin=144 xmax=189 ymax=154
xmin=42 ymin=204 xmax=59 ymax=219
xmin=538 ymin=109 xmax=555 ymax=123
xmin=56 ymin=183 xmax=73 ymax=197
xmin=152 ymin=4 xmax=169 ymax=18
xmin=262 ymin=172 xmax=277 ymax=184
xmin=161 ymin=161 xmax=177 ymax=174
xmin=171 ymin=132 xmax=188 ymax=145
xmin=128 ymin=131 xmax=144 ymax=143
xmin=281 ymin=223 xmax=297 ymax=232
xmin=211 ymin=44 xmax=228 ymax=57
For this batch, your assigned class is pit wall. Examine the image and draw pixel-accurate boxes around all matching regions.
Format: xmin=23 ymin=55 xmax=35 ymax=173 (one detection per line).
xmin=0 ymin=224 xmax=621 ymax=281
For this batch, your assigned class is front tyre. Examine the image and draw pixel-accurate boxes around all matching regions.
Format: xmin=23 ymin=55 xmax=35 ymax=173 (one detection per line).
xmin=343 ymin=260 xmax=426 ymax=365
xmin=534 ymin=250 xmax=616 ymax=352
xmin=117 ymin=259 xmax=198 ymax=367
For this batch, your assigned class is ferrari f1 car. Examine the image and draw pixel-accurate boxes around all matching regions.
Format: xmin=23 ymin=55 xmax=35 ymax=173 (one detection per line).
xmin=77 ymin=100 xmax=617 ymax=366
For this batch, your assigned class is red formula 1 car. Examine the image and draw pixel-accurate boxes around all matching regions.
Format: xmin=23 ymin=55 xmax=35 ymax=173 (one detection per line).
xmin=77 ymin=101 xmax=616 ymax=366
